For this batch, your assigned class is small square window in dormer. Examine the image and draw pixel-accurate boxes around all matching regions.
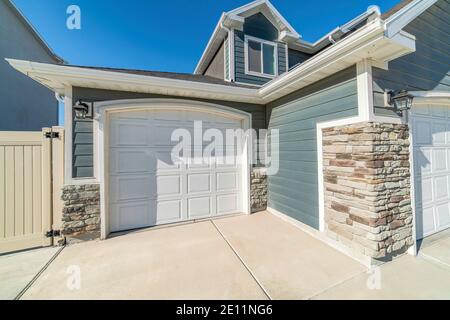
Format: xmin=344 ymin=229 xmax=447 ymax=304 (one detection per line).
xmin=245 ymin=36 xmax=277 ymax=78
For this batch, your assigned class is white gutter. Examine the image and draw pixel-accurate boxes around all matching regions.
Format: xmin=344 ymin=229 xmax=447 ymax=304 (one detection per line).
xmin=291 ymin=5 xmax=381 ymax=53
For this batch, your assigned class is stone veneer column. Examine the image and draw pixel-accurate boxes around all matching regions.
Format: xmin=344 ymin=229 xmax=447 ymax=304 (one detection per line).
xmin=322 ymin=122 xmax=413 ymax=261
xmin=251 ymin=167 xmax=268 ymax=213
xmin=61 ymin=184 xmax=101 ymax=240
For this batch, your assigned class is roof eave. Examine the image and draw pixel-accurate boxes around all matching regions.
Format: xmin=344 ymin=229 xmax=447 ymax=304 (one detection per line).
xmin=6 ymin=59 xmax=262 ymax=104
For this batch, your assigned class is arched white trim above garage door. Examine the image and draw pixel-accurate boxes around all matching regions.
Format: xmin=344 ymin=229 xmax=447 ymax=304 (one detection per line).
xmin=93 ymin=99 xmax=253 ymax=239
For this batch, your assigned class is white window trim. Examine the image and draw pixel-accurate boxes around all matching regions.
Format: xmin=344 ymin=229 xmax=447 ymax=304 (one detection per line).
xmin=244 ymin=35 xmax=278 ymax=79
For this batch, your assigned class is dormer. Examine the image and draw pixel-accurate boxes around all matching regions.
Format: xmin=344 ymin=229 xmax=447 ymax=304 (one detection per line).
xmin=194 ymin=0 xmax=303 ymax=87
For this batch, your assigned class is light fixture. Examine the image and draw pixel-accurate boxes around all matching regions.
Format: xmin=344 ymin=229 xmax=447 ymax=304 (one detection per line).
xmin=389 ymin=90 xmax=414 ymax=115
xmin=74 ymin=100 xmax=91 ymax=119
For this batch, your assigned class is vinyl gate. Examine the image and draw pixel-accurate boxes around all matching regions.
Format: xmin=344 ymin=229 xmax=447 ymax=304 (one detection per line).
xmin=0 ymin=127 xmax=64 ymax=254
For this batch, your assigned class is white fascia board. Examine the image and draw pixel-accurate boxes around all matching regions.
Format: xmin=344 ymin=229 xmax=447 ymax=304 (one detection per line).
xmin=384 ymin=0 xmax=438 ymax=38
xmin=6 ymin=58 xmax=262 ymax=104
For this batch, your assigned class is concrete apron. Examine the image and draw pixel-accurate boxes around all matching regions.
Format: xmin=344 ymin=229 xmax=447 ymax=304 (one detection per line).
xmin=11 ymin=211 xmax=450 ymax=300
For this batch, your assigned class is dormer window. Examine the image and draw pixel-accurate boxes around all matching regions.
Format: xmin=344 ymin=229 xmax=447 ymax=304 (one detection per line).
xmin=244 ymin=36 xmax=278 ymax=78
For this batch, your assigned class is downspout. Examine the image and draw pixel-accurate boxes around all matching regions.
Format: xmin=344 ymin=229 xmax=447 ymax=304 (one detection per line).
xmin=221 ymin=23 xmax=235 ymax=82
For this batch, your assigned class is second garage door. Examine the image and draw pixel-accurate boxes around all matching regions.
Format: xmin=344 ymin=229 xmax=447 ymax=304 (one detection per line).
xmin=108 ymin=109 xmax=243 ymax=232
xmin=412 ymin=103 xmax=450 ymax=239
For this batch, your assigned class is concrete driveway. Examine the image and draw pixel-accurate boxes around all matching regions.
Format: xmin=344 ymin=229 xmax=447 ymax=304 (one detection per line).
xmin=5 ymin=211 xmax=450 ymax=300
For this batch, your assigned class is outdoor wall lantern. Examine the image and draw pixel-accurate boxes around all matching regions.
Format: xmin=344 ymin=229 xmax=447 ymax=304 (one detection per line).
xmin=389 ymin=90 xmax=414 ymax=115
xmin=74 ymin=100 xmax=92 ymax=119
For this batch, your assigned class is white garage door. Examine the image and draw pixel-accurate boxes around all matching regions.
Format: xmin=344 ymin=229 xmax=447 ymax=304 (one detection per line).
xmin=412 ymin=103 xmax=450 ymax=239
xmin=108 ymin=109 xmax=243 ymax=232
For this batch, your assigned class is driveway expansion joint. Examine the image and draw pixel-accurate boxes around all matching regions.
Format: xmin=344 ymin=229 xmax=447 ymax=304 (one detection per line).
xmin=14 ymin=246 xmax=65 ymax=300
xmin=210 ymin=220 xmax=272 ymax=300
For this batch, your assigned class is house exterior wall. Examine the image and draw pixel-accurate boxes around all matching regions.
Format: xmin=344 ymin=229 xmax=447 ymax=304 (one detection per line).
xmin=204 ymin=41 xmax=225 ymax=80
xmin=0 ymin=0 xmax=59 ymax=131
xmin=373 ymin=0 xmax=450 ymax=117
xmin=71 ymin=87 xmax=267 ymax=178
xmin=234 ymin=13 xmax=288 ymax=86
xmin=288 ymin=48 xmax=312 ymax=70
xmin=267 ymin=66 xmax=359 ymax=229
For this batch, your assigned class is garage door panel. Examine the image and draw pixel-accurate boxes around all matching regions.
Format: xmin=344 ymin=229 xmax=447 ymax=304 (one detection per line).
xmin=155 ymin=151 xmax=182 ymax=171
xmin=111 ymin=122 xmax=149 ymax=147
xmin=111 ymin=175 xmax=155 ymax=202
xmin=111 ymin=201 xmax=154 ymax=232
xmin=217 ymin=172 xmax=238 ymax=192
xmin=434 ymin=176 xmax=449 ymax=201
xmin=156 ymin=200 xmax=182 ymax=223
xmin=188 ymin=173 xmax=212 ymax=194
xmin=110 ymin=149 xmax=154 ymax=174
xmin=188 ymin=197 xmax=212 ymax=218
xmin=157 ymin=175 xmax=182 ymax=196
xmin=419 ymin=207 xmax=436 ymax=237
xmin=217 ymin=194 xmax=239 ymax=215
xmin=433 ymin=122 xmax=447 ymax=145
xmin=432 ymin=149 xmax=448 ymax=172
xmin=436 ymin=203 xmax=450 ymax=230
xmin=414 ymin=120 xmax=433 ymax=145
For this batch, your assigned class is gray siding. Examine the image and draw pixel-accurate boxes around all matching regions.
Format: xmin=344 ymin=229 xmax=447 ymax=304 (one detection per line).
xmin=72 ymin=87 xmax=266 ymax=178
xmin=288 ymin=49 xmax=312 ymax=70
xmin=204 ymin=41 xmax=225 ymax=79
xmin=267 ymin=67 xmax=358 ymax=229
xmin=278 ymin=42 xmax=287 ymax=75
xmin=0 ymin=0 xmax=59 ymax=131
xmin=234 ymin=13 xmax=288 ymax=86
xmin=373 ymin=0 xmax=450 ymax=117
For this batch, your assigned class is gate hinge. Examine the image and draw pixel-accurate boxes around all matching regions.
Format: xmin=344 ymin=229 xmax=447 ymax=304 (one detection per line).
xmin=46 ymin=230 xmax=61 ymax=238
xmin=44 ymin=131 xmax=59 ymax=139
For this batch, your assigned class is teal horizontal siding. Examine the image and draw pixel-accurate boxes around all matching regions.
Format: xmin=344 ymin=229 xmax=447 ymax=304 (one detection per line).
xmin=267 ymin=67 xmax=358 ymax=229
xmin=373 ymin=0 xmax=450 ymax=117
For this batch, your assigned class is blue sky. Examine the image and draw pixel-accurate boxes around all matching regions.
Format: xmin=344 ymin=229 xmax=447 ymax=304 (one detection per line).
xmin=13 ymin=0 xmax=399 ymax=74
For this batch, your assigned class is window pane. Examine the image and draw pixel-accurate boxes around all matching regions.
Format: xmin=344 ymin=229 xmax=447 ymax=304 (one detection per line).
xmin=263 ymin=44 xmax=275 ymax=75
xmin=248 ymin=40 xmax=261 ymax=73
